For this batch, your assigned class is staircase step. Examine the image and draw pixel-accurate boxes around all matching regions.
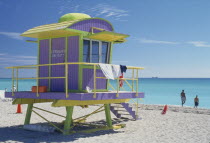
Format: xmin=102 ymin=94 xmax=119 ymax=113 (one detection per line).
xmin=110 ymin=106 xmax=124 ymax=108
xmin=113 ymin=109 xmax=128 ymax=112
xmin=121 ymin=103 xmax=137 ymax=120
xmin=110 ymin=103 xmax=140 ymax=120
xmin=120 ymin=113 xmax=131 ymax=115
xmin=120 ymin=117 xmax=130 ymax=119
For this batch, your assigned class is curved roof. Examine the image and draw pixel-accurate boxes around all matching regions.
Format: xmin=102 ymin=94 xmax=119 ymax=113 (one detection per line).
xmin=21 ymin=18 xmax=114 ymax=39
xmin=58 ymin=13 xmax=91 ymax=23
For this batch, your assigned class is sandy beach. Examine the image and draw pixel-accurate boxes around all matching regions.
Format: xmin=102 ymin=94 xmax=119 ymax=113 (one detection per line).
xmin=0 ymin=100 xmax=209 ymax=143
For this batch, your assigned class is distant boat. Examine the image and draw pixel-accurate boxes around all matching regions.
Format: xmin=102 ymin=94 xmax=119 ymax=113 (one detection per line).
xmin=152 ymin=77 xmax=158 ymax=78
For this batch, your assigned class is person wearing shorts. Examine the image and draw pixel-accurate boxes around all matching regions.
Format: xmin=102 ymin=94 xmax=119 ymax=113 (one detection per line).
xmin=180 ymin=90 xmax=186 ymax=107
xmin=194 ymin=95 xmax=199 ymax=108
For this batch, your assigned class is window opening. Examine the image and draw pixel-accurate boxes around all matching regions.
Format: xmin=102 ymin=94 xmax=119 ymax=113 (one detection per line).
xmin=83 ymin=39 xmax=110 ymax=64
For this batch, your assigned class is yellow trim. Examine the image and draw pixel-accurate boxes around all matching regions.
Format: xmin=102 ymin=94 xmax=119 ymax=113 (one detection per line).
xmin=136 ymin=69 xmax=139 ymax=96
xmin=108 ymin=82 xmax=116 ymax=90
xmin=124 ymin=80 xmax=133 ymax=90
xmin=7 ymin=62 xmax=143 ymax=100
xmin=36 ymin=66 xmax=39 ymax=97
xmin=132 ymin=69 xmax=134 ymax=91
xmin=16 ymin=68 xmax=18 ymax=91
xmin=85 ymin=31 xmax=129 ymax=42
xmin=91 ymin=27 xmax=105 ymax=34
xmin=93 ymin=65 xmax=96 ymax=98
xmin=32 ymin=109 xmax=64 ymax=133
xmin=52 ymin=99 xmax=130 ymax=107
xmin=21 ymin=20 xmax=79 ymax=36
xmin=65 ymin=64 xmax=69 ymax=98
xmin=6 ymin=62 xmax=144 ymax=70
xmin=26 ymin=40 xmax=38 ymax=43
xmin=39 ymin=33 xmax=81 ymax=40
xmin=49 ymin=38 xmax=52 ymax=91
xmin=22 ymin=29 xmax=80 ymax=39
xmin=12 ymin=68 xmax=14 ymax=96
xmin=21 ymin=18 xmax=114 ymax=39
xmin=96 ymin=77 xmax=137 ymax=80
xmin=17 ymin=77 xmax=65 ymax=80
xmin=13 ymin=98 xmax=53 ymax=104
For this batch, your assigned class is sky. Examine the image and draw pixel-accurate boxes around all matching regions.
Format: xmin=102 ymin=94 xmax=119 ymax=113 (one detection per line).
xmin=1 ymin=0 xmax=210 ymax=78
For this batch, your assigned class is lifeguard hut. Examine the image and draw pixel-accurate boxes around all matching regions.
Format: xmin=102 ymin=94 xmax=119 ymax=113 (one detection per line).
xmin=5 ymin=13 xmax=144 ymax=134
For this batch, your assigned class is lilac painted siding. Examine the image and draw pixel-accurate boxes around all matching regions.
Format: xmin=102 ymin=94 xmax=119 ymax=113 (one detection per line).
xmin=51 ymin=37 xmax=65 ymax=92
xmin=69 ymin=19 xmax=113 ymax=32
xmin=39 ymin=39 xmax=49 ymax=87
xmin=82 ymin=69 xmax=107 ymax=90
xmin=68 ymin=36 xmax=79 ymax=90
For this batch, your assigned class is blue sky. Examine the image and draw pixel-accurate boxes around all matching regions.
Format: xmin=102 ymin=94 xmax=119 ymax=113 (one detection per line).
xmin=1 ymin=0 xmax=210 ymax=78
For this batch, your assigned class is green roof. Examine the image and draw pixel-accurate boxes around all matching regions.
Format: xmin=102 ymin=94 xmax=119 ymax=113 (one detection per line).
xmin=58 ymin=13 xmax=91 ymax=23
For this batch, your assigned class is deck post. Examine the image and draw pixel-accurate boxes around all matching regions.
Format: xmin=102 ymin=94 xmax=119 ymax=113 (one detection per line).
xmin=24 ymin=104 xmax=33 ymax=125
xmin=104 ymin=104 xmax=112 ymax=127
xmin=64 ymin=106 xmax=74 ymax=135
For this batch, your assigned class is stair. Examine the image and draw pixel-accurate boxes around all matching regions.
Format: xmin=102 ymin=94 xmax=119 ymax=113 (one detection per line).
xmin=110 ymin=103 xmax=141 ymax=120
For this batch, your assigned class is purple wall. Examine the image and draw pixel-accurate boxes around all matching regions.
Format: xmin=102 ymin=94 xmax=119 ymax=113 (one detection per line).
xmin=70 ymin=19 xmax=112 ymax=91
xmin=51 ymin=37 xmax=65 ymax=92
xmin=69 ymin=19 xmax=113 ymax=32
xmin=38 ymin=36 xmax=80 ymax=92
xmin=82 ymin=69 xmax=107 ymax=90
xmin=68 ymin=36 xmax=79 ymax=90
xmin=39 ymin=39 xmax=49 ymax=87
xmin=38 ymin=19 xmax=113 ymax=92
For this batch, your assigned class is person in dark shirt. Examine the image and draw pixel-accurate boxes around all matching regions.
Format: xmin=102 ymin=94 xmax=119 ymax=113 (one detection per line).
xmin=180 ymin=90 xmax=186 ymax=107
xmin=194 ymin=95 xmax=199 ymax=108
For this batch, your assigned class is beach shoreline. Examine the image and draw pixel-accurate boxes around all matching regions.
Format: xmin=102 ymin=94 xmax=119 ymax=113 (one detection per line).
xmin=138 ymin=104 xmax=210 ymax=115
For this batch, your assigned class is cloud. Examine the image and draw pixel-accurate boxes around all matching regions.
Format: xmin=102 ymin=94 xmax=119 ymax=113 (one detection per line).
xmin=187 ymin=41 xmax=210 ymax=48
xmin=0 ymin=53 xmax=7 ymax=56
xmin=14 ymin=56 xmax=37 ymax=59
xmin=12 ymin=59 xmax=37 ymax=64
xmin=139 ymin=38 xmax=178 ymax=44
xmin=88 ymin=4 xmax=129 ymax=21
xmin=0 ymin=55 xmax=37 ymax=65
xmin=0 ymin=32 xmax=24 ymax=40
xmin=56 ymin=1 xmax=128 ymax=21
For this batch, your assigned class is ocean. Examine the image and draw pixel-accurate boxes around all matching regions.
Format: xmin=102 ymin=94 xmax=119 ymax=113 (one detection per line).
xmin=0 ymin=78 xmax=210 ymax=109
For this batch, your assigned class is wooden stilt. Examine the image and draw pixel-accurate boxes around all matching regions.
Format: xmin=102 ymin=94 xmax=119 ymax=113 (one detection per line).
xmin=64 ymin=106 xmax=74 ymax=135
xmin=104 ymin=104 xmax=112 ymax=127
xmin=24 ymin=104 xmax=33 ymax=125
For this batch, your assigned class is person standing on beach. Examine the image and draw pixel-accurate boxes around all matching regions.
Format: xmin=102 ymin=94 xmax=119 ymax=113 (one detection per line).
xmin=194 ymin=95 xmax=199 ymax=108
xmin=180 ymin=90 xmax=186 ymax=107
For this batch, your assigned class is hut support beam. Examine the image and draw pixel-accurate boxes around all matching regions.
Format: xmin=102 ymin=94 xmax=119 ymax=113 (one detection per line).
xmin=24 ymin=104 xmax=33 ymax=125
xmin=64 ymin=106 xmax=74 ymax=135
xmin=104 ymin=104 xmax=112 ymax=127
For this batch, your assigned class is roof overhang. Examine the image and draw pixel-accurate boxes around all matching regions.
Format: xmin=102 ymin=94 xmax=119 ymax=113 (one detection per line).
xmin=85 ymin=31 xmax=129 ymax=43
xmin=21 ymin=20 xmax=83 ymax=38
xmin=20 ymin=18 xmax=114 ymax=39
xmin=21 ymin=29 xmax=82 ymax=39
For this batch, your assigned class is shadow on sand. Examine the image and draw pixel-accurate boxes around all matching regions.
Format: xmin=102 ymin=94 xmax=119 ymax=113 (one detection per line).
xmin=0 ymin=118 xmax=131 ymax=143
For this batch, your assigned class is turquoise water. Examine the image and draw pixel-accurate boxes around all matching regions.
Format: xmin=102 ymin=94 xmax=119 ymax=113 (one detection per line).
xmin=1 ymin=78 xmax=210 ymax=109
xmin=142 ymin=78 xmax=210 ymax=108
xmin=0 ymin=78 xmax=36 ymax=92
xmin=111 ymin=78 xmax=210 ymax=109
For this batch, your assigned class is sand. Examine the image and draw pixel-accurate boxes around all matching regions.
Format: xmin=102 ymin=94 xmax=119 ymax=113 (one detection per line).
xmin=0 ymin=100 xmax=210 ymax=143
